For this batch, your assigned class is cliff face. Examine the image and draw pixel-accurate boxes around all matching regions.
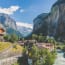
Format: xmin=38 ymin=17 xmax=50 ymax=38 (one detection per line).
xmin=33 ymin=13 xmax=48 ymax=36
xmin=33 ymin=0 xmax=65 ymax=40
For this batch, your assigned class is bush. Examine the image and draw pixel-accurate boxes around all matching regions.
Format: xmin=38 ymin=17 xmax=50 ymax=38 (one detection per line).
xmin=62 ymin=46 xmax=65 ymax=52
xmin=56 ymin=46 xmax=61 ymax=49
xmin=4 ymin=35 xmax=10 ymax=41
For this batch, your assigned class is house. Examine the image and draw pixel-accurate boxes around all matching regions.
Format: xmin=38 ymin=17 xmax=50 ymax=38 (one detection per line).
xmin=0 ymin=24 xmax=6 ymax=41
xmin=37 ymin=43 xmax=54 ymax=51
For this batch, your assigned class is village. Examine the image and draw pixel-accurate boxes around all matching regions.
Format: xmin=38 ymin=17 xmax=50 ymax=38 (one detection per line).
xmin=0 ymin=23 xmax=56 ymax=65
xmin=0 ymin=0 xmax=65 ymax=65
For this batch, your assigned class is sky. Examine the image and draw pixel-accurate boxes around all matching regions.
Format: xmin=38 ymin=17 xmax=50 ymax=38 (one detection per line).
xmin=0 ymin=0 xmax=57 ymax=28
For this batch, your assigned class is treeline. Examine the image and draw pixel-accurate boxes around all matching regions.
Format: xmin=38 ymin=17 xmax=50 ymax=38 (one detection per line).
xmin=32 ymin=34 xmax=56 ymax=43
xmin=3 ymin=33 xmax=23 ymax=43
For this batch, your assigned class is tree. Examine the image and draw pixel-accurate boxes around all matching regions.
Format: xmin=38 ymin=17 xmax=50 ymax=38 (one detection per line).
xmin=47 ymin=37 xmax=52 ymax=43
xmin=44 ymin=50 xmax=56 ymax=65
xmin=38 ymin=35 xmax=46 ymax=42
xmin=4 ymin=34 xmax=10 ymax=41
xmin=9 ymin=33 xmax=18 ymax=43
xmin=38 ymin=35 xmax=43 ymax=42
xmin=52 ymin=39 xmax=56 ymax=50
xmin=47 ymin=37 xmax=56 ymax=50
xmin=32 ymin=34 xmax=38 ymax=40
xmin=22 ymin=38 xmax=25 ymax=42
xmin=4 ymin=34 xmax=19 ymax=43
xmin=28 ymin=45 xmax=56 ymax=65
xmin=62 ymin=46 xmax=65 ymax=52
xmin=30 ymin=45 xmax=39 ymax=65
xmin=38 ymin=49 xmax=48 ymax=65
xmin=23 ymin=39 xmax=56 ymax=65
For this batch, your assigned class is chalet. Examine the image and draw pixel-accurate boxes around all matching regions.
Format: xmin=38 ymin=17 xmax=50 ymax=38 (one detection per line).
xmin=0 ymin=24 xmax=6 ymax=41
xmin=37 ymin=43 xmax=54 ymax=51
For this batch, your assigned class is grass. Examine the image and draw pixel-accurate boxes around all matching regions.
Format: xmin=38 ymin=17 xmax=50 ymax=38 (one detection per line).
xmin=0 ymin=42 xmax=12 ymax=52
xmin=0 ymin=42 xmax=23 ymax=55
xmin=10 ymin=44 xmax=23 ymax=54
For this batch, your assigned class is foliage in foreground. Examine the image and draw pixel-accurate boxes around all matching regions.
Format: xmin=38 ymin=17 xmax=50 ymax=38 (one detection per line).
xmin=28 ymin=45 xmax=56 ymax=65
xmin=15 ymin=44 xmax=56 ymax=65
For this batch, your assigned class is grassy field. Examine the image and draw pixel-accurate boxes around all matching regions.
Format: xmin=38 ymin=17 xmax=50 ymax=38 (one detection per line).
xmin=0 ymin=42 xmax=23 ymax=54
xmin=0 ymin=42 xmax=12 ymax=52
xmin=10 ymin=44 xmax=23 ymax=54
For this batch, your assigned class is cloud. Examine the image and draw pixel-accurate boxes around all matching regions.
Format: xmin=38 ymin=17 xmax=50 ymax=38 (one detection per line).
xmin=16 ymin=22 xmax=33 ymax=29
xmin=0 ymin=6 xmax=20 ymax=15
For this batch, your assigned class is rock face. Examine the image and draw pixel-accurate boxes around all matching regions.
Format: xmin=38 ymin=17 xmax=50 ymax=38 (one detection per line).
xmin=33 ymin=0 xmax=65 ymax=40
xmin=0 ymin=13 xmax=22 ymax=37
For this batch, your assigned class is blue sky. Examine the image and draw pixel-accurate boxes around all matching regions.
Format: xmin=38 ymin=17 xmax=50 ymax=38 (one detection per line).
xmin=0 ymin=0 xmax=57 ymax=28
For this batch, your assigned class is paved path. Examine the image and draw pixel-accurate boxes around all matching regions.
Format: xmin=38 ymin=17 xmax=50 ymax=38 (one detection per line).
xmin=0 ymin=46 xmax=13 ymax=59
xmin=0 ymin=54 xmax=22 ymax=65
xmin=53 ymin=50 xmax=65 ymax=65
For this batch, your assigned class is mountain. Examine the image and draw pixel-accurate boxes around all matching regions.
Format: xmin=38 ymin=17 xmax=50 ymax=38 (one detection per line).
xmin=0 ymin=13 xmax=16 ymax=30
xmin=17 ymin=25 xmax=33 ymax=37
xmin=33 ymin=0 xmax=65 ymax=41
xmin=0 ymin=13 xmax=22 ymax=37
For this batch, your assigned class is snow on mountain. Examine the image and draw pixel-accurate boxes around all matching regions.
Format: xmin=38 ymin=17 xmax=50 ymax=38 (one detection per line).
xmin=16 ymin=22 xmax=33 ymax=37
